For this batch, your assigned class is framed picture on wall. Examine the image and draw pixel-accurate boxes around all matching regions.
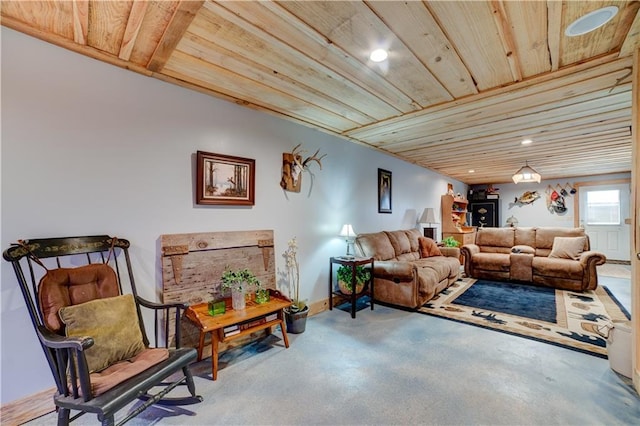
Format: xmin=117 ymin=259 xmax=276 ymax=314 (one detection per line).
xmin=378 ymin=168 xmax=392 ymax=213
xmin=196 ymin=151 xmax=255 ymax=206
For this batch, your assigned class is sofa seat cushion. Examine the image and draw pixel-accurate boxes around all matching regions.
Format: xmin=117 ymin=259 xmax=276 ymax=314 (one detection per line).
xmin=471 ymin=252 xmax=510 ymax=272
xmin=415 ymin=267 xmax=440 ymax=298
xmin=414 ymin=256 xmax=460 ymax=279
xmin=532 ymin=257 xmax=584 ymax=280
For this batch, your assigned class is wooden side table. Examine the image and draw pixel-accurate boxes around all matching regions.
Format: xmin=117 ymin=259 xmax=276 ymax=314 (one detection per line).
xmin=185 ymin=289 xmax=290 ymax=380
xmin=329 ymin=256 xmax=374 ymax=318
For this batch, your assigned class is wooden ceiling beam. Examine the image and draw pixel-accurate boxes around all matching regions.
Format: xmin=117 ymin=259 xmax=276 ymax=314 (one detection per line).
xmin=71 ymin=0 xmax=88 ymax=45
xmin=147 ymin=0 xmax=203 ymax=72
xmin=118 ymin=0 xmax=148 ymax=61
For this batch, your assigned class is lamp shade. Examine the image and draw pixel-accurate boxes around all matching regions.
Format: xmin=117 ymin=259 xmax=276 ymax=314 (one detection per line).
xmin=339 ymin=224 xmax=356 ymax=238
xmin=512 ymin=162 xmax=541 ymax=184
xmin=506 ymin=215 xmax=519 ymax=227
xmin=419 ymin=208 xmax=437 ymax=224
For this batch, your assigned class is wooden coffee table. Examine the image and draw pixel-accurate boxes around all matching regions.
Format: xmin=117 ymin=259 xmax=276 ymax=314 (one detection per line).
xmin=185 ymin=289 xmax=291 ymax=380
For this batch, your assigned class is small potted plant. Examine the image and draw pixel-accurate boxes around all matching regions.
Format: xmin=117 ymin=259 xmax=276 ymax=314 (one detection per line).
xmin=254 ymin=282 xmax=270 ymax=304
xmin=221 ymin=267 xmax=260 ymax=311
xmin=336 ymin=265 xmax=371 ymax=295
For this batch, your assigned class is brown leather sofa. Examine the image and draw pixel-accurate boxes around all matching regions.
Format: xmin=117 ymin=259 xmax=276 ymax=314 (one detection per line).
xmin=355 ymin=229 xmax=460 ymax=309
xmin=460 ymin=227 xmax=606 ymax=291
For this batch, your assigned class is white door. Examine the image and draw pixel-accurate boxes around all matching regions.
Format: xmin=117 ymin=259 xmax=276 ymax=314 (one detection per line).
xmin=579 ymin=183 xmax=631 ymax=261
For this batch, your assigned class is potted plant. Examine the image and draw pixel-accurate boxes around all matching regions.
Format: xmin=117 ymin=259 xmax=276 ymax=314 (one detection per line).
xmin=336 ymin=265 xmax=371 ymax=295
xmin=221 ymin=267 xmax=260 ymax=310
xmin=442 ymin=236 xmax=460 ymax=247
xmin=282 ymin=237 xmax=308 ymax=333
xmin=254 ymin=282 xmax=270 ymax=304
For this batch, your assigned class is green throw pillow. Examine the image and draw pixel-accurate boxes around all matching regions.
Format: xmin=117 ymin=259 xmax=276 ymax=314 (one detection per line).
xmin=59 ymin=294 xmax=146 ymax=373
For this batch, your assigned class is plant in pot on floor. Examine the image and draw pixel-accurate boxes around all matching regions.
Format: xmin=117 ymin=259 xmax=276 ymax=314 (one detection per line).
xmin=221 ymin=267 xmax=260 ymax=311
xmin=336 ymin=265 xmax=371 ymax=295
xmin=282 ymin=237 xmax=308 ymax=333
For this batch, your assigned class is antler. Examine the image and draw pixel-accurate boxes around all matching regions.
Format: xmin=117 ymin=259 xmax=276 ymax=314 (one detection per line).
xmin=302 ymin=149 xmax=326 ymax=170
xmin=290 ymin=143 xmax=304 ymax=157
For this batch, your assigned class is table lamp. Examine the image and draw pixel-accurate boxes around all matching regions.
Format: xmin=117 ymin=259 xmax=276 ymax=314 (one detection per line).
xmin=419 ymin=208 xmax=438 ymax=239
xmin=339 ymin=224 xmax=357 ymax=259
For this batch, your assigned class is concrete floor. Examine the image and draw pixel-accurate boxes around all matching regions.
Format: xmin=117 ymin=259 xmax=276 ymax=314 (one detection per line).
xmin=29 ymin=274 xmax=639 ymax=425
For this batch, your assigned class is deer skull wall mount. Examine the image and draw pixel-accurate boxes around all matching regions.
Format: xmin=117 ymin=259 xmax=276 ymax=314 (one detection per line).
xmin=280 ymin=143 xmax=326 ymax=192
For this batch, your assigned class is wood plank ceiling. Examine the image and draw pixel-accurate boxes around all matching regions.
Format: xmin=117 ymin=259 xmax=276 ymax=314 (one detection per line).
xmin=2 ymin=1 xmax=639 ymax=184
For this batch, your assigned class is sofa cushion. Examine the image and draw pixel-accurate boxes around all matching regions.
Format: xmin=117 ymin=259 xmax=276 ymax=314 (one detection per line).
xmin=471 ymin=252 xmax=510 ymax=272
xmin=514 ymin=227 xmax=536 ymax=247
xmin=414 ymin=257 xmax=458 ymax=279
xmin=549 ymin=236 xmax=586 ymax=260
xmin=404 ymin=229 xmax=422 ymax=253
xmin=535 ymin=227 xmax=587 ymax=256
xmin=356 ymin=232 xmax=396 ymax=261
xmin=476 ymin=228 xmax=515 ymax=252
xmin=532 ymin=256 xmax=585 ymax=280
xmin=418 ymin=237 xmax=443 ymax=258
xmin=385 ymin=231 xmax=412 ymax=258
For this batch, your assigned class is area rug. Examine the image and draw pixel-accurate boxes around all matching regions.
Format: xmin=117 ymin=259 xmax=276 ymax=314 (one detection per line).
xmin=419 ymin=278 xmax=630 ymax=358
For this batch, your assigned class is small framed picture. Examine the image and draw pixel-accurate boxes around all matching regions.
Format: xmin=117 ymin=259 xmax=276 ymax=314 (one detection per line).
xmin=196 ymin=151 xmax=255 ymax=206
xmin=378 ymin=168 xmax=392 ymax=214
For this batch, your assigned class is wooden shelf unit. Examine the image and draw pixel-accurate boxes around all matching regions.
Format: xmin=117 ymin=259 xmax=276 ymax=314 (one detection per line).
xmin=441 ymin=194 xmax=476 ymax=249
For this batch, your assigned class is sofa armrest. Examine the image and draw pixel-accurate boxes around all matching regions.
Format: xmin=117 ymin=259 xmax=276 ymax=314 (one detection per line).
xmin=460 ymin=244 xmax=479 ymax=277
xmin=373 ymin=260 xmax=415 ymax=281
xmin=579 ymin=251 xmax=606 ymax=290
xmin=440 ymin=247 xmax=460 ymax=259
xmin=460 ymin=244 xmax=479 ymax=257
xmin=579 ymin=251 xmax=606 ymax=267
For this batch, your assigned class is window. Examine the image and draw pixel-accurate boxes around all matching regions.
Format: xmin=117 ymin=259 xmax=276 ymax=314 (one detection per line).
xmin=586 ymin=190 xmax=620 ymax=225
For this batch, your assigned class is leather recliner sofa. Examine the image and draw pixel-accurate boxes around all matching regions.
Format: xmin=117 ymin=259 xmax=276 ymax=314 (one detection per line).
xmin=355 ymin=229 xmax=460 ymax=309
xmin=460 ymin=227 xmax=606 ymax=291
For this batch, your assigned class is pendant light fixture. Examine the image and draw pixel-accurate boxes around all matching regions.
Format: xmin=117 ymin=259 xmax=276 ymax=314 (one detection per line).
xmin=512 ymin=161 xmax=541 ymax=184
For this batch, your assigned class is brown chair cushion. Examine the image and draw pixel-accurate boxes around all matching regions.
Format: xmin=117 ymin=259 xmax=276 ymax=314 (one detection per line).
xmin=87 ymin=348 xmax=169 ymax=396
xmin=39 ymin=264 xmax=120 ymax=334
xmin=59 ymin=294 xmax=146 ymax=373
xmin=418 ymin=237 xmax=443 ymax=258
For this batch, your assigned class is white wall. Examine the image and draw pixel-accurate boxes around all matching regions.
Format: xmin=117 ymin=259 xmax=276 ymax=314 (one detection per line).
xmin=0 ymin=28 xmax=466 ymax=403
xmin=473 ymin=173 xmax=631 ymax=228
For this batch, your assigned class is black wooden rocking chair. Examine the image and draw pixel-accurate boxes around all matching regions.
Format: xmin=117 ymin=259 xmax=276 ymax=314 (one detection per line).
xmin=3 ymin=235 xmax=203 ymax=426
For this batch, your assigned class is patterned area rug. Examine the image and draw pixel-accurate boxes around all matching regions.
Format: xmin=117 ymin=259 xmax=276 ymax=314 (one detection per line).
xmin=419 ymin=278 xmax=630 ymax=358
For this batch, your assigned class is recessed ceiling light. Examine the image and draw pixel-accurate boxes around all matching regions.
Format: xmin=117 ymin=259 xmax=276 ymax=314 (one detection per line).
xmin=370 ymin=49 xmax=388 ymax=62
xmin=468 ymin=169 xmax=475 ymax=173
xmin=565 ymin=6 xmax=618 ymax=37
xmin=521 ymin=139 xmax=533 ymax=145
